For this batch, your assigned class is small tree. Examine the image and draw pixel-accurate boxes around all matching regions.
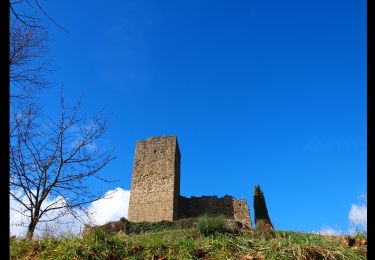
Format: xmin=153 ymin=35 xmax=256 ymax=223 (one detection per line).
xmin=9 ymin=1 xmax=107 ymax=239
xmin=10 ymin=90 xmax=116 ymax=239
xmin=253 ymin=185 xmax=274 ymax=231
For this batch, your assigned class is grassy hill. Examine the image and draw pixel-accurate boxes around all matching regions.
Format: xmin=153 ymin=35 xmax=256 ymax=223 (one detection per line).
xmin=10 ymin=225 xmax=366 ymax=259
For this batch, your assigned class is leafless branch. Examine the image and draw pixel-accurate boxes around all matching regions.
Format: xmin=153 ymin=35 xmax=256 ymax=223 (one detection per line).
xmin=10 ymin=0 xmax=68 ymax=32
xmin=10 ymin=18 xmax=50 ymax=103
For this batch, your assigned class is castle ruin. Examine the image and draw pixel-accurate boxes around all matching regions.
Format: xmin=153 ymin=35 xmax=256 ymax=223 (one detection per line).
xmin=128 ymin=136 xmax=252 ymax=227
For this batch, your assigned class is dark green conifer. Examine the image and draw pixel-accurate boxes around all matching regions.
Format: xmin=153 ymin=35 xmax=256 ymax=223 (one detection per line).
xmin=253 ymin=185 xmax=274 ymax=231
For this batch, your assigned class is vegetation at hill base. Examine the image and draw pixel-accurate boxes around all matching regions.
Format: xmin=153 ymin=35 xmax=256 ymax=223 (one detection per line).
xmin=197 ymin=214 xmax=227 ymax=236
xmin=10 ymin=222 xmax=367 ymax=259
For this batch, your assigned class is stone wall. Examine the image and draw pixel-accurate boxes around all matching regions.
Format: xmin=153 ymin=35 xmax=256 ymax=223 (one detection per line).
xmin=127 ymin=136 xmax=252 ymax=228
xmin=128 ymin=136 xmax=180 ymax=222
xmin=179 ymin=195 xmax=252 ymax=227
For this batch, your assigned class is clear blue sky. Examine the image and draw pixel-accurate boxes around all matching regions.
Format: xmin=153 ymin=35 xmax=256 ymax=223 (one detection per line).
xmin=34 ymin=0 xmax=366 ymax=233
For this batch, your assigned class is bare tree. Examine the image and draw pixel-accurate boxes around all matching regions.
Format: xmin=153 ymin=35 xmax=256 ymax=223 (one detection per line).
xmin=9 ymin=0 xmax=116 ymax=239
xmin=10 ymin=90 xmax=116 ymax=239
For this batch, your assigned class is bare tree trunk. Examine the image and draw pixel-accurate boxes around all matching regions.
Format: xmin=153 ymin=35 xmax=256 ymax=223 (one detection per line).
xmin=26 ymin=221 xmax=37 ymax=239
xmin=26 ymin=207 xmax=40 ymax=239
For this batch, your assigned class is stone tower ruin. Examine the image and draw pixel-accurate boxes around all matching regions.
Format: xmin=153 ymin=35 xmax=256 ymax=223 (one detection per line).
xmin=128 ymin=136 xmax=180 ymax=222
xmin=128 ymin=136 xmax=252 ymax=228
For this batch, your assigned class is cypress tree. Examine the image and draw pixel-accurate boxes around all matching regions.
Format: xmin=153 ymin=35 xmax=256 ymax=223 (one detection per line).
xmin=253 ymin=185 xmax=274 ymax=231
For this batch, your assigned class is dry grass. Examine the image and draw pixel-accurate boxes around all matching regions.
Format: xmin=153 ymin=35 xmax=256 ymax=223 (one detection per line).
xmin=10 ymin=228 xmax=366 ymax=259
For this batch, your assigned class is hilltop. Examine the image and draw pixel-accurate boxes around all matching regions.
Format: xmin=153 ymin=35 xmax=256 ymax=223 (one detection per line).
xmin=10 ymin=219 xmax=366 ymax=259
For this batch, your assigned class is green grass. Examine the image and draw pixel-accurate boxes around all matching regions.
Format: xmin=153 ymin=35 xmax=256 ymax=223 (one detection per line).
xmin=10 ymin=228 xmax=366 ymax=259
xmin=197 ymin=214 xmax=226 ymax=236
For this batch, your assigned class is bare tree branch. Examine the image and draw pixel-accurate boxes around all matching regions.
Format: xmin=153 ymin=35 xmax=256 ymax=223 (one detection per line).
xmin=9 ymin=18 xmax=50 ymax=104
xmin=10 ymin=0 xmax=68 ymax=32
xmin=33 ymin=0 xmax=68 ymax=33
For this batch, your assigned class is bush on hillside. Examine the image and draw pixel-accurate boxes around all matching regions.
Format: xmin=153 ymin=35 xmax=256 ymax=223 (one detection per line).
xmin=197 ymin=214 xmax=227 ymax=236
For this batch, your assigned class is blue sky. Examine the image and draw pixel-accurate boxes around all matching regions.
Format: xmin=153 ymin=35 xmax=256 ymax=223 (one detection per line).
xmin=20 ymin=0 xmax=366 ymax=234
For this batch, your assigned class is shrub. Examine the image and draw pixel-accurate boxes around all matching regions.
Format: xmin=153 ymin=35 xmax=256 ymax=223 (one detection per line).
xmin=197 ymin=214 xmax=227 ymax=236
xmin=92 ymin=227 xmax=107 ymax=242
xmin=253 ymin=185 xmax=274 ymax=232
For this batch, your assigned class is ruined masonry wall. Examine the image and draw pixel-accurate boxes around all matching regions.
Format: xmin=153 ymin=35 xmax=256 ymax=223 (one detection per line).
xmin=179 ymin=195 xmax=252 ymax=227
xmin=127 ymin=136 xmax=252 ymax=228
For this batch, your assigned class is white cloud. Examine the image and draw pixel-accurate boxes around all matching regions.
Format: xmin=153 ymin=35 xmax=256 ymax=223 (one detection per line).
xmin=10 ymin=190 xmax=31 ymax=237
xmin=87 ymin=188 xmax=130 ymax=225
xmin=313 ymin=193 xmax=367 ymax=236
xmin=349 ymin=204 xmax=367 ymax=232
xmin=10 ymin=187 xmax=130 ymax=238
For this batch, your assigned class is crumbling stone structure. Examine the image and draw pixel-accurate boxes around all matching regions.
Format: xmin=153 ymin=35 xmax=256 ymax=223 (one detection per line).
xmin=128 ymin=136 xmax=252 ymax=228
xmin=128 ymin=136 xmax=180 ymax=222
xmin=179 ymin=195 xmax=252 ymax=227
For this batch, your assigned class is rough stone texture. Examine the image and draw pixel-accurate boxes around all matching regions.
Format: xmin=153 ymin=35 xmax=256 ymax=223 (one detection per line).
xmin=179 ymin=195 xmax=252 ymax=228
xmin=127 ymin=136 xmax=252 ymax=228
xmin=128 ymin=136 xmax=180 ymax=222
xmin=232 ymin=198 xmax=252 ymax=228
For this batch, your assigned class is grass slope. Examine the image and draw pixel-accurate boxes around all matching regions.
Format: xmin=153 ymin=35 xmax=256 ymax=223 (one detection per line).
xmin=10 ymin=228 xmax=366 ymax=259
